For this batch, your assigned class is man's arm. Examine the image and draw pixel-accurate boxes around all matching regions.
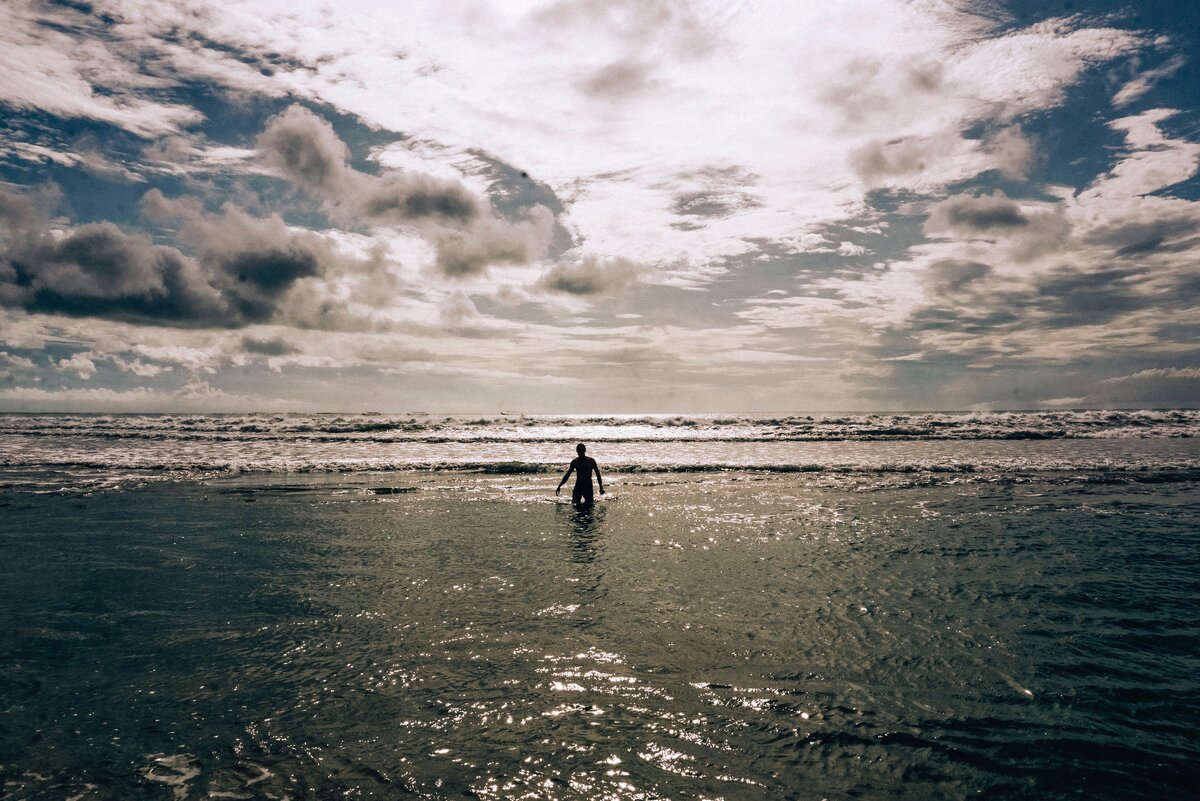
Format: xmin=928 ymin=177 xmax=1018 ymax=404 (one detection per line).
xmin=593 ymin=459 xmax=604 ymax=494
xmin=556 ymin=461 xmax=576 ymax=495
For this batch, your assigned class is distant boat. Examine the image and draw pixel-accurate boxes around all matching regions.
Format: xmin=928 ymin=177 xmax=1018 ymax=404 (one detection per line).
xmin=361 ymin=411 xmax=381 ymax=416
xmin=500 ymin=410 xmax=524 ymax=416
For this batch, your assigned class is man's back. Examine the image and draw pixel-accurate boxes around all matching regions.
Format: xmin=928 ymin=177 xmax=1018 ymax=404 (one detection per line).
xmin=556 ymin=443 xmax=604 ymax=503
xmin=572 ymin=456 xmax=596 ymax=485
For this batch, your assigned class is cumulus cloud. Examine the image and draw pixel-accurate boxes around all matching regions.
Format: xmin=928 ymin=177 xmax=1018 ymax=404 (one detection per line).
xmin=434 ymin=292 xmax=475 ymax=325
xmin=0 ymin=189 xmax=225 ymax=324
xmin=255 ymin=105 xmax=555 ymax=276
xmin=57 ymin=352 xmax=97 ymax=379
xmin=111 ymin=356 xmax=172 ymax=377
xmin=851 ymin=126 xmax=1035 ymax=190
xmin=141 ymin=188 xmax=341 ymax=323
xmin=926 ymin=191 xmax=1028 ymax=232
xmin=0 ymin=185 xmax=369 ymax=328
xmin=923 ymin=190 xmax=1071 ymax=261
xmin=535 ymin=255 xmax=640 ymax=295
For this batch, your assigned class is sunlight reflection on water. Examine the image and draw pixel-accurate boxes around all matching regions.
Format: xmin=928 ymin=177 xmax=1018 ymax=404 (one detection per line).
xmin=1 ymin=467 xmax=1197 ymax=799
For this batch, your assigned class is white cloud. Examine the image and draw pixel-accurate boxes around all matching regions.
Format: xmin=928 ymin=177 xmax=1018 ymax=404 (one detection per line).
xmin=5 ymin=1 xmax=1145 ymax=280
xmin=0 ymin=2 xmax=201 ymax=137
xmin=1 ymin=0 xmax=1196 ymax=412
xmin=0 ymin=379 xmax=289 ymax=412
xmin=111 ymin=356 xmax=173 ymax=377
xmin=0 ymin=351 xmax=36 ymax=370
xmin=1113 ymin=54 xmax=1186 ymax=107
xmin=1101 ymin=367 xmax=1200 ymax=384
xmin=57 ymin=352 xmax=97 ymax=379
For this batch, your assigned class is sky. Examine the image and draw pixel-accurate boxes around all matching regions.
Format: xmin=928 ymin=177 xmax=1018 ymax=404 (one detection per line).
xmin=1 ymin=0 xmax=1198 ymax=413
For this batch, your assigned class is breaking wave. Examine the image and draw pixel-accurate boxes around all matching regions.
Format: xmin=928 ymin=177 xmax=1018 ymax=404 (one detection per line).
xmin=1 ymin=409 xmax=1198 ymax=442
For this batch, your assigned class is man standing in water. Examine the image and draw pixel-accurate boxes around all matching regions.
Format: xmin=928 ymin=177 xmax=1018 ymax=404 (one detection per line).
xmin=556 ymin=443 xmax=604 ymax=505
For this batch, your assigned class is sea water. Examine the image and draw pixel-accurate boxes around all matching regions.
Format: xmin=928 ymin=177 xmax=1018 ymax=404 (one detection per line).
xmin=0 ymin=412 xmax=1197 ymax=799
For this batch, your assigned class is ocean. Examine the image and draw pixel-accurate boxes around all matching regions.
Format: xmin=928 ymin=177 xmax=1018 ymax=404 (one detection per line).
xmin=1 ymin=411 xmax=1197 ymax=799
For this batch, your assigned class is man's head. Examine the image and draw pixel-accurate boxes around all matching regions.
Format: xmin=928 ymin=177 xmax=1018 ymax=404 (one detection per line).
xmin=576 ymin=442 xmax=586 ymax=456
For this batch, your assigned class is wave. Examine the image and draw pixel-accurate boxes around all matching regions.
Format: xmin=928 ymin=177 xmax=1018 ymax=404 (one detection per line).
xmin=5 ymin=457 xmax=1200 ymax=477
xmin=1 ymin=409 xmax=1198 ymax=442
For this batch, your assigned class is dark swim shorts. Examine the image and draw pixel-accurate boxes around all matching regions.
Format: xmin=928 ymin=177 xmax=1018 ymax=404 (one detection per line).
xmin=572 ymin=484 xmax=594 ymax=504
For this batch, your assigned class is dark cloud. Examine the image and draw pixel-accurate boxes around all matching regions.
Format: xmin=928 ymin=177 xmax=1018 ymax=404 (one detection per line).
xmin=923 ymin=259 xmax=991 ymax=294
xmin=256 ymin=105 xmax=482 ymax=224
xmin=141 ymin=188 xmax=342 ymax=323
xmin=1086 ymin=215 xmax=1200 ymax=257
xmin=242 ymin=335 xmax=298 ymax=355
xmin=926 ymin=191 xmax=1028 ymax=231
xmin=579 ymin=59 xmax=656 ymax=99
xmin=0 ymin=188 xmax=225 ymax=323
xmin=0 ymin=184 xmax=356 ymax=327
xmin=435 ymin=206 xmax=555 ymax=277
xmin=1031 ymin=265 xmax=1150 ymax=328
xmin=256 ymin=105 xmax=352 ymax=195
xmin=361 ymin=173 xmax=481 ymax=225
xmin=850 ymin=136 xmax=937 ymax=183
xmin=0 ymin=183 xmax=61 ymax=230
xmin=536 ymin=255 xmax=639 ymax=295
xmin=923 ymin=191 xmax=1070 ymax=261
xmin=255 ymin=105 xmax=554 ymax=276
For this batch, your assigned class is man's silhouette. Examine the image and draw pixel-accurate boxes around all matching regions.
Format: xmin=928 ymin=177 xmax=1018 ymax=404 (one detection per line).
xmin=556 ymin=443 xmax=604 ymax=505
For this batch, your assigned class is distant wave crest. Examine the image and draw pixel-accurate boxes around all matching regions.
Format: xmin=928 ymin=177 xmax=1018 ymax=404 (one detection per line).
xmin=1 ymin=409 xmax=1197 ymax=442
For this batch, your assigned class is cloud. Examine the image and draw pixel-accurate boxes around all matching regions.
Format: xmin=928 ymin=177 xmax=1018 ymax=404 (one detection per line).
xmin=0 ymin=184 xmax=371 ymax=328
xmin=578 ymin=58 xmax=657 ymax=99
xmin=535 ymin=255 xmax=639 ymax=295
xmin=1113 ymin=54 xmax=1186 ymax=107
xmin=256 ymin=105 xmax=554 ymax=276
xmin=926 ymin=191 xmax=1029 ymax=232
xmin=241 ymin=335 xmax=299 ymax=356
xmin=0 ymin=376 xmax=289 ymax=412
xmin=142 ymin=189 xmax=335 ymax=322
xmin=0 ymin=1 xmax=202 ymax=137
xmin=57 ymin=352 xmax=97 ymax=379
xmin=668 ymin=166 xmax=762 ymax=220
xmin=111 ymin=356 xmax=172 ymax=377
xmin=0 ymin=1 xmax=1196 ymax=413
xmin=0 ymin=189 xmax=226 ymax=324
xmin=1100 ymin=366 xmax=1200 ymax=384
xmin=0 ymin=351 xmax=36 ymax=370
xmin=438 ymin=291 xmax=479 ymax=325
xmin=922 ymin=189 xmax=1071 ymax=261
xmin=850 ymin=126 xmax=1035 ymax=190
xmin=1036 ymin=366 xmax=1200 ymax=409
xmin=922 ymin=260 xmax=992 ymax=295
xmin=256 ymin=105 xmax=355 ymax=196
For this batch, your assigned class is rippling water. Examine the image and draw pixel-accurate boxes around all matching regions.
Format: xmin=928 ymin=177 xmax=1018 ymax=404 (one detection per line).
xmin=2 ymin=461 xmax=1197 ymax=800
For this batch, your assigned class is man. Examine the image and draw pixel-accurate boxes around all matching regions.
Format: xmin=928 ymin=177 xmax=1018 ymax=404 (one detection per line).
xmin=556 ymin=442 xmax=604 ymax=505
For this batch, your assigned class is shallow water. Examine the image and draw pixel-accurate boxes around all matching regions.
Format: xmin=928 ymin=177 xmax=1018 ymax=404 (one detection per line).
xmin=2 ymin=469 xmax=1197 ymax=800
